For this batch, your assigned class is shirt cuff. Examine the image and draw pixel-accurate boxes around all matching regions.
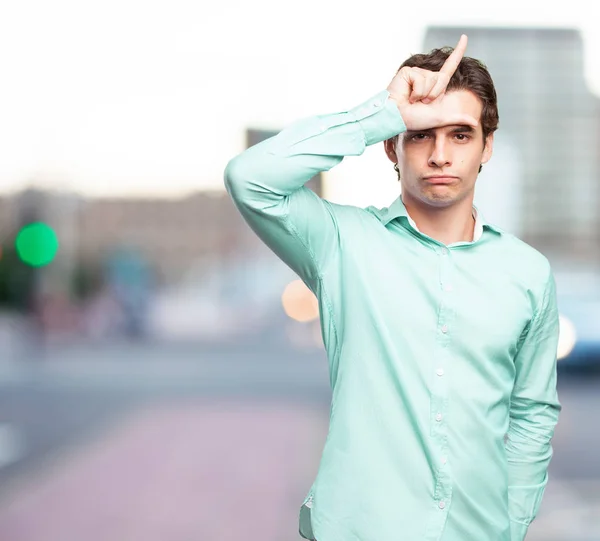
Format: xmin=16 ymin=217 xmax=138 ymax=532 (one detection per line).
xmin=348 ymin=90 xmax=406 ymax=146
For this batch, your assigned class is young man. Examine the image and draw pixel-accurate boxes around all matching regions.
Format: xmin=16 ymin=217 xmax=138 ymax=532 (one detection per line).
xmin=224 ymin=35 xmax=561 ymax=541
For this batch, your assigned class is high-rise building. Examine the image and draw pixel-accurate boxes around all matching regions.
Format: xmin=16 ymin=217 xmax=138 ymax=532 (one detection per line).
xmin=423 ymin=27 xmax=600 ymax=266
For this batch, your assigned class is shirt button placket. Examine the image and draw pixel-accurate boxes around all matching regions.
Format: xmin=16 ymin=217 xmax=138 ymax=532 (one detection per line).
xmin=431 ymin=245 xmax=453 ymax=531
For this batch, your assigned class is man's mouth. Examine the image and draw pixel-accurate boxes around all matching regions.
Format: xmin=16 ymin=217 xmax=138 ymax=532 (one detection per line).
xmin=423 ymin=175 xmax=459 ymax=184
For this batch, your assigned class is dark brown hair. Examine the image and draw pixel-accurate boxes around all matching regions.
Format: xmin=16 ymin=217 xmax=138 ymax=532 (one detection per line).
xmin=392 ymin=46 xmax=499 ymax=143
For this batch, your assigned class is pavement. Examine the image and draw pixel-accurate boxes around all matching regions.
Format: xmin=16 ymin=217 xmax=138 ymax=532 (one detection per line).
xmin=0 ymin=397 xmax=328 ymax=541
xmin=0 ymin=341 xmax=598 ymax=541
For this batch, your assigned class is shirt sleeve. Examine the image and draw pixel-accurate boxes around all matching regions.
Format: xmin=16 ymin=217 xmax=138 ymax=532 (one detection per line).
xmin=505 ymin=267 xmax=562 ymax=541
xmin=223 ymin=90 xmax=406 ymax=293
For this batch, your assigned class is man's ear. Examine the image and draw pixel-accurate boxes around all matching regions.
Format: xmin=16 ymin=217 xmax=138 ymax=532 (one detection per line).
xmin=481 ymin=132 xmax=494 ymax=165
xmin=384 ymin=136 xmax=399 ymax=164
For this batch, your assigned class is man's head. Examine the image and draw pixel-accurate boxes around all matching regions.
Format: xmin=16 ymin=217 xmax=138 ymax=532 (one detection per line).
xmin=384 ymin=46 xmax=499 ymax=209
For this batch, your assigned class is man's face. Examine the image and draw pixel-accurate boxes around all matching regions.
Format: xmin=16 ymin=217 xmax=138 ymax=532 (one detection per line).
xmin=384 ymin=89 xmax=493 ymax=209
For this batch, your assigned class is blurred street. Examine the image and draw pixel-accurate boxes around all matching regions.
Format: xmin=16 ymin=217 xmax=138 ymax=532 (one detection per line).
xmin=0 ymin=6 xmax=599 ymax=541
xmin=0 ymin=341 xmax=599 ymax=541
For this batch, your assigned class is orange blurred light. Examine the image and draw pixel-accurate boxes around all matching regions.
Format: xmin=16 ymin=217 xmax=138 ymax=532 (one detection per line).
xmin=281 ymin=280 xmax=319 ymax=322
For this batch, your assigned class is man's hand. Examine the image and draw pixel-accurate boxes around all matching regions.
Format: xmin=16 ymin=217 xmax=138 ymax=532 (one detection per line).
xmin=386 ymin=34 xmax=477 ymax=131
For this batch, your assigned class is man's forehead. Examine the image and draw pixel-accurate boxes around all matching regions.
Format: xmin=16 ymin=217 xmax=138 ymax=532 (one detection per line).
xmin=443 ymin=89 xmax=484 ymax=113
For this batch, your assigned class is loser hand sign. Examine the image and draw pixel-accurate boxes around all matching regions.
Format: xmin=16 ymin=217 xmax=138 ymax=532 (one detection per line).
xmin=386 ymin=35 xmax=477 ymax=131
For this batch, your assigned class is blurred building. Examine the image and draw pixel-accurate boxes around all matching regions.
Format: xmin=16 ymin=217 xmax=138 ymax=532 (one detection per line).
xmin=0 ymin=197 xmax=17 ymax=246
xmin=0 ymin=189 xmax=267 ymax=288
xmin=76 ymin=169 xmax=321 ymax=286
xmin=424 ymin=26 xmax=600 ymax=267
xmin=0 ymin=125 xmax=324 ymax=304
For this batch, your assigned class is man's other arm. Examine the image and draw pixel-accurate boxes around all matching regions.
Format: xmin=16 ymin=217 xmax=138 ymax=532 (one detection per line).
xmin=223 ymin=91 xmax=405 ymax=293
xmin=505 ymin=267 xmax=562 ymax=541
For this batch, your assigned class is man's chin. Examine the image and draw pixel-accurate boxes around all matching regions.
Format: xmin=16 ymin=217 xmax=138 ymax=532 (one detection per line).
xmin=420 ymin=189 xmax=459 ymax=207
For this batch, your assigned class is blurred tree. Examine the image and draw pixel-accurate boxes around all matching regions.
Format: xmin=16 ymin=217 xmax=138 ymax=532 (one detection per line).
xmin=0 ymin=240 xmax=35 ymax=312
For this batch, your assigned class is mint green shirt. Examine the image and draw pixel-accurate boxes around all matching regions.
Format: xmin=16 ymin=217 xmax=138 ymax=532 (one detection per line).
xmin=224 ymin=90 xmax=561 ymax=541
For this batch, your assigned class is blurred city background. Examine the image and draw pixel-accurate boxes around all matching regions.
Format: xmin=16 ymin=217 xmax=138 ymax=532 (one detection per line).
xmin=1 ymin=2 xmax=600 ymax=540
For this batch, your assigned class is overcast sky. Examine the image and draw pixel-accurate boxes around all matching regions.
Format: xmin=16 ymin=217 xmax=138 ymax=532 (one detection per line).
xmin=0 ymin=0 xmax=598 ymax=201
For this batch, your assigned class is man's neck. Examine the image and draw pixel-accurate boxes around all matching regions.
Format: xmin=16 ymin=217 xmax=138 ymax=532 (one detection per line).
xmin=402 ymin=194 xmax=476 ymax=245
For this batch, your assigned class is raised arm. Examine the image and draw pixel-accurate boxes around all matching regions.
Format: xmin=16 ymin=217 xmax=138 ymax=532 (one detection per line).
xmin=224 ymin=34 xmax=477 ymax=292
xmin=223 ymin=91 xmax=405 ymax=293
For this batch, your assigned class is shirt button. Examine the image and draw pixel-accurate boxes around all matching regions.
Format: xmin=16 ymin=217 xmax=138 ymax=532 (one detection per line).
xmin=441 ymin=457 xmax=447 ymax=465
xmin=441 ymin=325 xmax=448 ymax=334
xmin=444 ymin=284 xmax=453 ymax=292
xmin=440 ymin=248 xmax=448 ymax=256
xmin=438 ymin=501 xmax=446 ymax=509
xmin=436 ymin=368 xmax=444 ymax=376
xmin=435 ymin=413 xmax=443 ymax=422
xmin=372 ymin=100 xmax=381 ymax=107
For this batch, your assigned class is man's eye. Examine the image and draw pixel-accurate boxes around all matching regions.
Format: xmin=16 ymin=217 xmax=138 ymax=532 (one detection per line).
xmin=410 ymin=133 xmax=428 ymax=141
xmin=454 ymin=133 xmax=470 ymax=141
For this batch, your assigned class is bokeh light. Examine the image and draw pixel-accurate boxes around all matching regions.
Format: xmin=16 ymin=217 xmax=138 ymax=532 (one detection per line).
xmin=281 ymin=280 xmax=319 ymax=322
xmin=15 ymin=222 xmax=59 ymax=267
xmin=557 ymin=314 xmax=577 ymax=360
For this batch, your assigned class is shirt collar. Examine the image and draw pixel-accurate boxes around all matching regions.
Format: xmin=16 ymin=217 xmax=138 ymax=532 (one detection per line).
xmin=379 ymin=195 xmax=503 ymax=238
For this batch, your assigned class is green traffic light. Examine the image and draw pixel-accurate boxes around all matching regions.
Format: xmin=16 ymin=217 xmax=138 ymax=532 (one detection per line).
xmin=15 ymin=222 xmax=59 ymax=267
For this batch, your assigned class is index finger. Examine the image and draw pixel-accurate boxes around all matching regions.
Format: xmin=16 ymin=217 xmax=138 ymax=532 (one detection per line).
xmin=439 ymin=34 xmax=468 ymax=78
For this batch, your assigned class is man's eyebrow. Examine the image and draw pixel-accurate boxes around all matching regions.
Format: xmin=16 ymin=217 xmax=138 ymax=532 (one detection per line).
xmin=449 ymin=125 xmax=476 ymax=133
xmin=405 ymin=125 xmax=476 ymax=135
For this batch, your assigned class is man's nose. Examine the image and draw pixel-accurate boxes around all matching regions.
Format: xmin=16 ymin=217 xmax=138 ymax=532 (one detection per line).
xmin=428 ymin=139 xmax=451 ymax=168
